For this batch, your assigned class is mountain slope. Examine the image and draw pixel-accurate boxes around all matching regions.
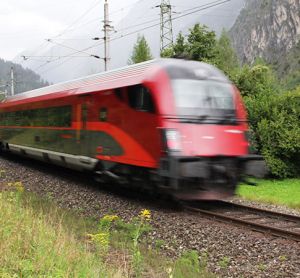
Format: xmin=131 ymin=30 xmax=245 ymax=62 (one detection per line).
xmin=230 ymin=0 xmax=300 ymax=65
xmin=0 ymin=59 xmax=49 ymax=95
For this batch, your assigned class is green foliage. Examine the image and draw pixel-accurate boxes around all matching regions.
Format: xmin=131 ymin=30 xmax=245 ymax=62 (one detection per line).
xmin=256 ymin=89 xmax=300 ymax=177
xmin=0 ymin=191 xmax=106 ymax=277
xmin=0 ymin=178 xmax=214 ymax=278
xmin=282 ymin=70 xmax=300 ymax=91
xmin=154 ymin=239 xmax=166 ymax=250
xmin=160 ymin=24 xmax=217 ymax=62
xmin=187 ymin=24 xmax=217 ymax=61
xmin=114 ymin=218 xmax=152 ymax=242
xmin=161 ymin=32 xmax=187 ymax=58
xmin=160 ymin=47 xmax=174 ymax=58
xmin=231 ymin=64 xmax=278 ymax=97
xmin=213 ymin=29 xmax=239 ymax=75
xmin=218 ymin=256 xmax=230 ymax=268
xmin=174 ymin=32 xmax=187 ymax=57
xmin=172 ymin=250 xmax=214 ymax=278
xmin=277 ymin=41 xmax=300 ymax=90
xmin=128 ymin=35 xmax=153 ymax=64
xmin=233 ymin=62 xmax=300 ymax=178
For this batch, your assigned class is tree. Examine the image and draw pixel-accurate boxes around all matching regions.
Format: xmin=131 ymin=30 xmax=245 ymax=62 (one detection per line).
xmin=160 ymin=24 xmax=217 ymax=62
xmin=186 ymin=24 xmax=217 ymax=61
xmin=161 ymin=32 xmax=187 ymax=58
xmin=128 ymin=35 xmax=153 ymax=64
xmin=213 ymin=29 xmax=239 ymax=74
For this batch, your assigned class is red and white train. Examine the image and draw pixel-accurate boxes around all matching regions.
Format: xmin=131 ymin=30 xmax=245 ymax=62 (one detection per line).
xmin=0 ymin=59 xmax=264 ymax=199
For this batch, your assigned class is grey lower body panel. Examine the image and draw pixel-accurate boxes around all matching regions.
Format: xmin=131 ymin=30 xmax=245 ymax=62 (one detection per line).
xmin=8 ymin=143 xmax=98 ymax=171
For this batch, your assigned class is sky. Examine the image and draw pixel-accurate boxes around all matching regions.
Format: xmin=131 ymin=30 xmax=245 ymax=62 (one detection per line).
xmin=0 ymin=0 xmax=138 ymax=61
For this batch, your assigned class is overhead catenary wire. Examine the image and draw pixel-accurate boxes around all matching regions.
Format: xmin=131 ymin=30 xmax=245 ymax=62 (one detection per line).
xmin=33 ymin=41 xmax=102 ymax=72
xmin=19 ymin=0 xmax=134 ymax=65
xmin=33 ymin=0 xmax=231 ymax=75
xmin=48 ymin=0 xmax=229 ymax=43
xmin=17 ymin=0 xmax=102 ymax=66
xmin=60 ymin=0 xmax=144 ymax=36
xmin=50 ymin=0 xmax=102 ymax=39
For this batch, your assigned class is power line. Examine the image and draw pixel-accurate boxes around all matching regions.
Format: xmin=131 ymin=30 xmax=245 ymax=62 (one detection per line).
xmin=53 ymin=0 xmax=230 ymax=42
xmin=52 ymin=0 xmax=102 ymax=39
xmin=17 ymin=0 xmax=102 ymax=65
xmin=52 ymin=0 xmax=230 ymax=42
xmin=45 ymin=39 xmax=101 ymax=58
xmin=32 ymin=41 xmax=102 ymax=72
xmin=34 ymin=0 xmax=231 ymax=75
xmin=108 ymin=0 xmax=231 ymax=43
xmin=23 ymin=55 xmax=97 ymax=58
xmin=19 ymin=2 xmax=138 ymax=66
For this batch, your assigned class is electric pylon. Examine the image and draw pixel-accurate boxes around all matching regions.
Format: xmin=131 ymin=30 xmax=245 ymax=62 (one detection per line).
xmin=156 ymin=0 xmax=174 ymax=53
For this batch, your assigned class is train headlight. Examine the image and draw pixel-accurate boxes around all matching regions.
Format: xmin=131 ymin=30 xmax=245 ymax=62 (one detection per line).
xmin=163 ymin=129 xmax=181 ymax=152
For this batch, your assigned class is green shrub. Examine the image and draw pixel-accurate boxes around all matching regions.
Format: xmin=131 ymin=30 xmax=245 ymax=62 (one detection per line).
xmin=233 ymin=64 xmax=300 ymax=178
xmin=256 ymin=89 xmax=300 ymax=177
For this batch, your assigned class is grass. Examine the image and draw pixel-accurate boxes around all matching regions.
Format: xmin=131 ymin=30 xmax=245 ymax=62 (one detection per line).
xmin=237 ymin=178 xmax=300 ymax=209
xmin=0 ymin=182 xmax=214 ymax=277
xmin=0 ymin=191 xmax=106 ymax=277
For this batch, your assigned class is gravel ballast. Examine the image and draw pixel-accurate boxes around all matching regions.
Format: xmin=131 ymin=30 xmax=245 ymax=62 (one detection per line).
xmin=1 ymin=155 xmax=299 ymax=278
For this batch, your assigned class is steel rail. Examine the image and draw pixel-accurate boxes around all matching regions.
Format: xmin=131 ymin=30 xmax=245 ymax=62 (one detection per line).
xmin=216 ymin=200 xmax=300 ymax=222
xmin=184 ymin=202 xmax=300 ymax=242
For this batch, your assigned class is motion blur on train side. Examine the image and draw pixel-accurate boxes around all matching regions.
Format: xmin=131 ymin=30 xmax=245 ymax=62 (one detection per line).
xmin=0 ymin=59 xmax=265 ymax=200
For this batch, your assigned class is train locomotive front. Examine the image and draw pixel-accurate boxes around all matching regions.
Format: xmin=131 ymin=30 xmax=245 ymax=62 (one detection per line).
xmin=148 ymin=60 xmax=262 ymax=199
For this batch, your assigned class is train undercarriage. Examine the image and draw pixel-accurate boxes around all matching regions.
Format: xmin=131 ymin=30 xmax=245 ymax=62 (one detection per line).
xmin=1 ymin=142 xmax=266 ymax=201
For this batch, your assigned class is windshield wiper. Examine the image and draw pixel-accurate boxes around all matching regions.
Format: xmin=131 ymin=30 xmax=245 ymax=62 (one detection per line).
xmin=198 ymin=114 xmax=209 ymax=121
xmin=214 ymin=114 xmax=237 ymax=124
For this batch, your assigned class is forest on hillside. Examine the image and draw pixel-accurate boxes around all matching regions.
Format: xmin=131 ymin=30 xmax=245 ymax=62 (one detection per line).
xmin=0 ymin=59 xmax=49 ymax=95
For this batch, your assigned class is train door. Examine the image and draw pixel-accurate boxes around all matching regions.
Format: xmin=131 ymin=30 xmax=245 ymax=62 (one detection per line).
xmin=121 ymin=84 xmax=160 ymax=165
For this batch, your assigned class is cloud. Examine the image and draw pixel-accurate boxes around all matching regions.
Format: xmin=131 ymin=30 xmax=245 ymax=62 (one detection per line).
xmin=0 ymin=3 xmax=66 ymax=60
xmin=0 ymin=0 xmax=138 ymax=60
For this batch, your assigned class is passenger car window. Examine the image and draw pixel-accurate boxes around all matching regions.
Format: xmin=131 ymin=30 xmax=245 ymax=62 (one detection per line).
xmin=0 ymin=106 xmax=72 ymax=127
xmin=99 ymin=107 xmax=108 ymax=122
xmin=127 ymin=85 xmax=155 ymax=113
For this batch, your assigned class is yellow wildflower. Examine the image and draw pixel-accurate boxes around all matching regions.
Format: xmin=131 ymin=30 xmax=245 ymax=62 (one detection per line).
xmin=140 ymin=209 xmax=151 ymax=221
xmin=87 ymin=232 xmax=109 ymax=246
xmin=14 ymin=182 xmax=24 ymax=192
xmin=102 ymin=215 xmax=119 ymax=222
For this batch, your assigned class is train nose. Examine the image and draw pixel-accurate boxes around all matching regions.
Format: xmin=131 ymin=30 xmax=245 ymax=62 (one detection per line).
xmin=180 ymin=125 xmax=248 ymax=157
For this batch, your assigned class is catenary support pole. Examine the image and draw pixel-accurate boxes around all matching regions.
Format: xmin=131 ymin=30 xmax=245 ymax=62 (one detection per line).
xmin=10 ymin=67 xmax=14 ymax=96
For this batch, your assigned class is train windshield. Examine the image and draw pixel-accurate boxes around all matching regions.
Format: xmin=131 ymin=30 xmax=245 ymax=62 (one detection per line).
xmin=172 ymin=79 xmax=236 ymax=124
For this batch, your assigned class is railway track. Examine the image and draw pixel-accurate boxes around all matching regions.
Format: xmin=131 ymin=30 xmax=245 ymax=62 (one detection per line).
xmin=183 ymin=200 xmax=300 ymax=242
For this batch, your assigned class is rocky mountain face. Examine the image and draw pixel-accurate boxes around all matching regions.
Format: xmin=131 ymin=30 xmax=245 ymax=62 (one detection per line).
xmin=230 ymin=0 xmax=300 ymax=66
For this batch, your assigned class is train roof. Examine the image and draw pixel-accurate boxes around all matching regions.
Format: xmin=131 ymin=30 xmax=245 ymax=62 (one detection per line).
xmin=0 ymin=58 xmax=229 ymax=107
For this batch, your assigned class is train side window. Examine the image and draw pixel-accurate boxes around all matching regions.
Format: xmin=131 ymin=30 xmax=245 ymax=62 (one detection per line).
xmin=127 ymin=85 xmax=155 ymax=113
xmin=0 ymin=106 xmax=72 ymax=127
xmin=99 ymin=107 xmax=108 ymax=122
